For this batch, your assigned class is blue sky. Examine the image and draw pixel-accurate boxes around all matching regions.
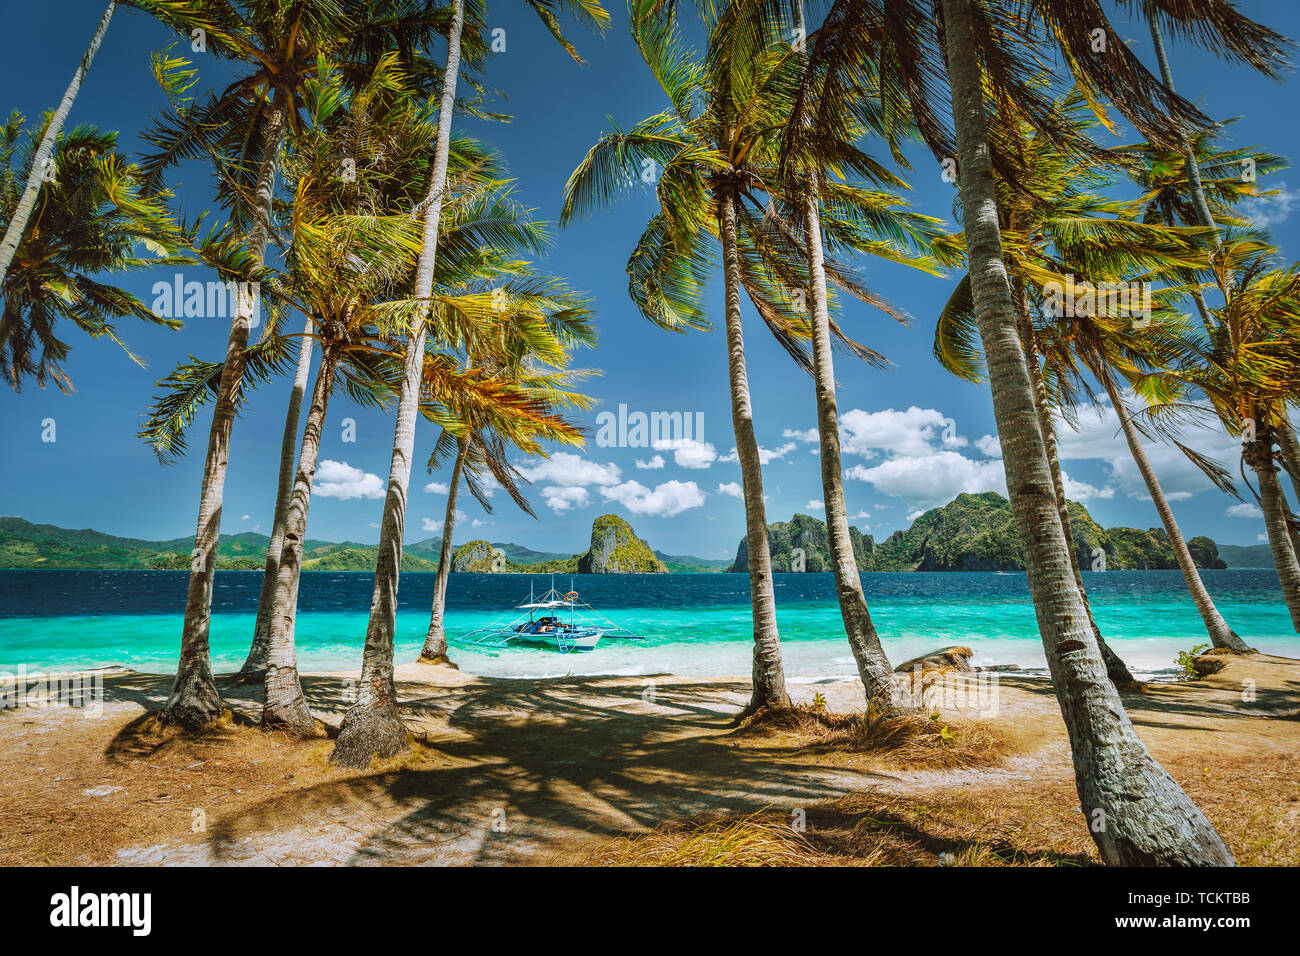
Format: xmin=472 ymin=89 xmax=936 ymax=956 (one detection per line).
xmin=1 ymin=0 xmax=1298 ymax=560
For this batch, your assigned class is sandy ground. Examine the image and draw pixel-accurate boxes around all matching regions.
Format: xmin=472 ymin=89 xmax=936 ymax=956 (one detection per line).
xmin=0 ymin=652 xmax=1296 ymax=866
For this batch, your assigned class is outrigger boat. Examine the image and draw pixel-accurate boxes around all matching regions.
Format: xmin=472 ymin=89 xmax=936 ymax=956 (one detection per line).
xmin=455 ymin=577 xmax=647 ymax=654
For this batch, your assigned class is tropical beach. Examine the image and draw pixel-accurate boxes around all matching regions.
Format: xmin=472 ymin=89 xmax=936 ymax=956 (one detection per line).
xmin=2 ymin=0 xmax=1300 ymax=904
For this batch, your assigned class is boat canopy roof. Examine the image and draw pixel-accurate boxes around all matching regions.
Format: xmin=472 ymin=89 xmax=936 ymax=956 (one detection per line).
xmin=516 ymin=600 xmax=573 ymax=609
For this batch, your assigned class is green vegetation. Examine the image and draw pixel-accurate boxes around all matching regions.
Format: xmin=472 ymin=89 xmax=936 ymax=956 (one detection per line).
xmin=577 ymin=514 xmax=667 ymax=574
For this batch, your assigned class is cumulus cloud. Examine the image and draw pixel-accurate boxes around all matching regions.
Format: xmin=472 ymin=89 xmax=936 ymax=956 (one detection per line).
xmin=600 ymin=479 xmax=706 ymax=517
xmin=1062 ymin=472 xmax=1115 ymax=502
xmin=845 ymin=450 xmax=1006 ymax=508
xmin=635 ymin=454 xmax=666 ymax=470
xmin=1226 ymin=502 xmax=1264 ymax=519
xmin=516 ymin=452 xmax=620 ymax=488
xmin=540 ymin=485 xmax=590 ymax=514
xmin=783 ymin=427 xmax=819 ymax=443
xmin=654 ymin=437 xmax=717 ymax=469
xmin=314 ymin=459 xmax=386 ymax=500
xmin=975 ymin=434 xmax=1002 ymax=458
xmin=240 ymin=514 xmax=250 ymax=521
xmin=719 ymin=442 xmax=796 ymax=465
xmin=717 ymin=482 xmax=743 ymax=499
xmin=1053 ymin=398 xmax=1239 ymax=501
xmin=806 ymin=499 xmax=824 ymax=511
xmin=421 ymin=510 xmax=466 ymax=533
xmin=424 ymin=481 xmax=449 ymax=495
xmin=840 ymin=406 xmax=967 ymax=460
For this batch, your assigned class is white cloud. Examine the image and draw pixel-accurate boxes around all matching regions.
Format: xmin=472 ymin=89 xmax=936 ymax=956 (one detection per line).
xmin=516 ymin=452 xmax=620 ymax=488
xmin=1240 ymin=183 xmax=1296 ymax=229
xmin=720 ymin=442 xmax=796 ymax=465
xmin=975 ymin=434 xmax=1002 ymax=458
xmin=809 ymin=447 xmax=820 ymax=456
xmin=314 ymin=460 xmax=386 ymax=500
xmin=471 ymin=518 xmax=489 ymax=528
xmin=846 ymin=451 xmax=1006 ymax=508
xmin=717 ymin=482 xmax=743 ymax=499
xmin=601 ymin=479 xmax=706 ymax=517
xmin=1062 ymin=472 xmax=1115 ymax=502
xmin=783 ymin=427 xmax=819 ymax=443
xmin=851 ymin=509 xmax=871 ymax=520
xmin=424 ymin=481 xmax=449 ymax=495
xmin=541 ymin=485 xmax=590 ymax=514
xmin=1054 ymin=398 xmax=1239 ymax=502
xmin=1258 ymin=533 xmax=1269 ymax=542
xmin=654 ymin=437 xmax=717 ymax=469
xmin=368 ymin=522 xmax=380 ymax=529
xmin=840 ymin=406 xmax=967 ymax=460
xmin=806 ymin=499 xmax=824 ymax=511
xmin=1226 ymin=502 xmax=1264 ymax=519
xmin=635 ymin=454 xmax=666 ymax=470
xmin=421 ymin=510 xmax=466 ymax=533
xmin=907 ymin=509 xmax=924 ymax=521
xmin=240 ymin=514 xmax=250 ymax=521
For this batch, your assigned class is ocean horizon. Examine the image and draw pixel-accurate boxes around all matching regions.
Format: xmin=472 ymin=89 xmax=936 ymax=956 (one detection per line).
xmin=1 ymin=568 xmax=1294 ymax=682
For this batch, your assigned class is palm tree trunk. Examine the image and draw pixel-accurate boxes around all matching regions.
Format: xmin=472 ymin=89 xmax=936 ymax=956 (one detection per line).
xmin=261 ymin=348 xmax=336 ymax=734
xmin=1145 ymin=1 xmax=1220 ymax=241
xmin=1272 ymin=417 xmax=1300 ymax=556
xmin=1102 ymin=376 xmax=1250 ymax=651
xmin=331 ymin=0 xmax=465 ymax=767
xmin=240 ymin=317 xmax=315 ymax=683
xmin=803 ymin=182 xmax=911 ymax=713
xmin=419 ymin=437 xmax=466 ymax=664
xmin=162 ymin=89 xmax=287 ymax=732
xmin=718 ymin=185 xmax=789 ymax=718
xmin=1246 ymin=429 xmax=1300 ymax=632
xmin=1012 ymin=284 xmax=1138 ymax=685
xmin=943 ymin=0 xmax=1233 ymax=865
xmin=0 ymin=1 xmax=116 ymax=286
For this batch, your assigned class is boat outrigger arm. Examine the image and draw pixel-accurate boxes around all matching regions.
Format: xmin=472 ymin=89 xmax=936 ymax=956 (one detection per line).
xmin=454 ymin=576 xmax=648 ymax=655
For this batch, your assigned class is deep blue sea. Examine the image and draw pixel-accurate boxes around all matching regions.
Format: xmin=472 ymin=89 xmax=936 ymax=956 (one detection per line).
xmin=0 ymin=569 xmax=1295 ymax=681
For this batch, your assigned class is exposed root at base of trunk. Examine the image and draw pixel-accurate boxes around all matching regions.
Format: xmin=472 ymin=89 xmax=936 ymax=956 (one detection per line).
xmin=731 ymin=693 xmax=793 ymax=726
xmin=330 ymin=703 xmax=412 ymax=769
xmin=415 ymin=653 xmax=458 ymax=669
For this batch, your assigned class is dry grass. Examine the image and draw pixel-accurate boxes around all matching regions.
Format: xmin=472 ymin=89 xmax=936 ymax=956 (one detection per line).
xmin=562 ymin=791 xmax=1096 ymax=867
xmin=732 ymin=701 xmax=1011 ymax=769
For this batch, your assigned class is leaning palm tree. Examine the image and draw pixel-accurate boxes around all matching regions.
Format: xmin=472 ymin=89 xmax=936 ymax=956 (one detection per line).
xmin=771 ymin=0 xmax=1288 ymax=863
xmin=1142 ymin=242 xmax=1300 ymax=632
xmin=0 ymin=1 xmax=119 ymax=287
xmin=330 ymin=0 xmax=608 ymax=767
xmin=935 ymin=88 xmax=1248 ymax=656
xmin=0 ymin=117 xmax=188 ymax=391
xmin=418 ymin=304 xmax=595 ymax=665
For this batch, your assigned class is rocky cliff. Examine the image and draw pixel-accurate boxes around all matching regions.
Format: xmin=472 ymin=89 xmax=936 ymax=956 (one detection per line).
xmin=731 ymin=493 xmax=1227 ymax=573
xmin=576 ymin=514 xmax=667 ymax=573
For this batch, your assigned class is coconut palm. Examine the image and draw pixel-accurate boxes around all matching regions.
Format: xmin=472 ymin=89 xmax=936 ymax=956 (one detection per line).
xmin=1140 ymin=242 xmax=1300 ymax=632
xmin=0 ymin=117 xmax=188 ymax=391
xmin=0 ymin=1 xmax=119 ymax=287
xmin=766 ymin=0 xmax=1292 ymax=863
xmin=562 ymin=0 xmax=844 ymax=714
xmin=935 ymin=89 xmax=1249 ymax=656
xmin=330 ymin=0 xmax=608 ymax=767
xmin=137 ymin=0 xmax=454 ymax=730
xmin=418 ymin=321 xmax=595 ymax=665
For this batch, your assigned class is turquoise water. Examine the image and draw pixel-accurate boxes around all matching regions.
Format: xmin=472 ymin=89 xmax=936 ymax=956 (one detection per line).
xmin=0 ymin=569 xmax=1296 ymax=681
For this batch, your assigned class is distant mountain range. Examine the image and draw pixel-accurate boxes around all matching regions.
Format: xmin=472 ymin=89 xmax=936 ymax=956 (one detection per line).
xmin=0 ymin=502 xmax=1267 ymax=574
xmin=0 ymin=516 xmax=728 ymax=573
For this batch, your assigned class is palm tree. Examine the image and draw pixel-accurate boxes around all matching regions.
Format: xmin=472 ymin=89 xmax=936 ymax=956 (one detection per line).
xmin=418 ymin=328 xmax=594 ymax=665
xmin=1143 ymin=243 xmax=1300 ymax=632
xmin=935 ymin=90 xmax=1248 ymax=656
xmin=0 ymin=118 xmax=188 ymax=391
xmin=0 ymin=1 xmax=118 ymax=287
xmin=776 ymin=0 xmax=1290 ymax=863
xmin=752 ymin=1 xmax=961 ymax=712
xmin=138 ymin=0 xmax=446 ymax=731
xmin=331 ymin=0 xmax=608 ymax=767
